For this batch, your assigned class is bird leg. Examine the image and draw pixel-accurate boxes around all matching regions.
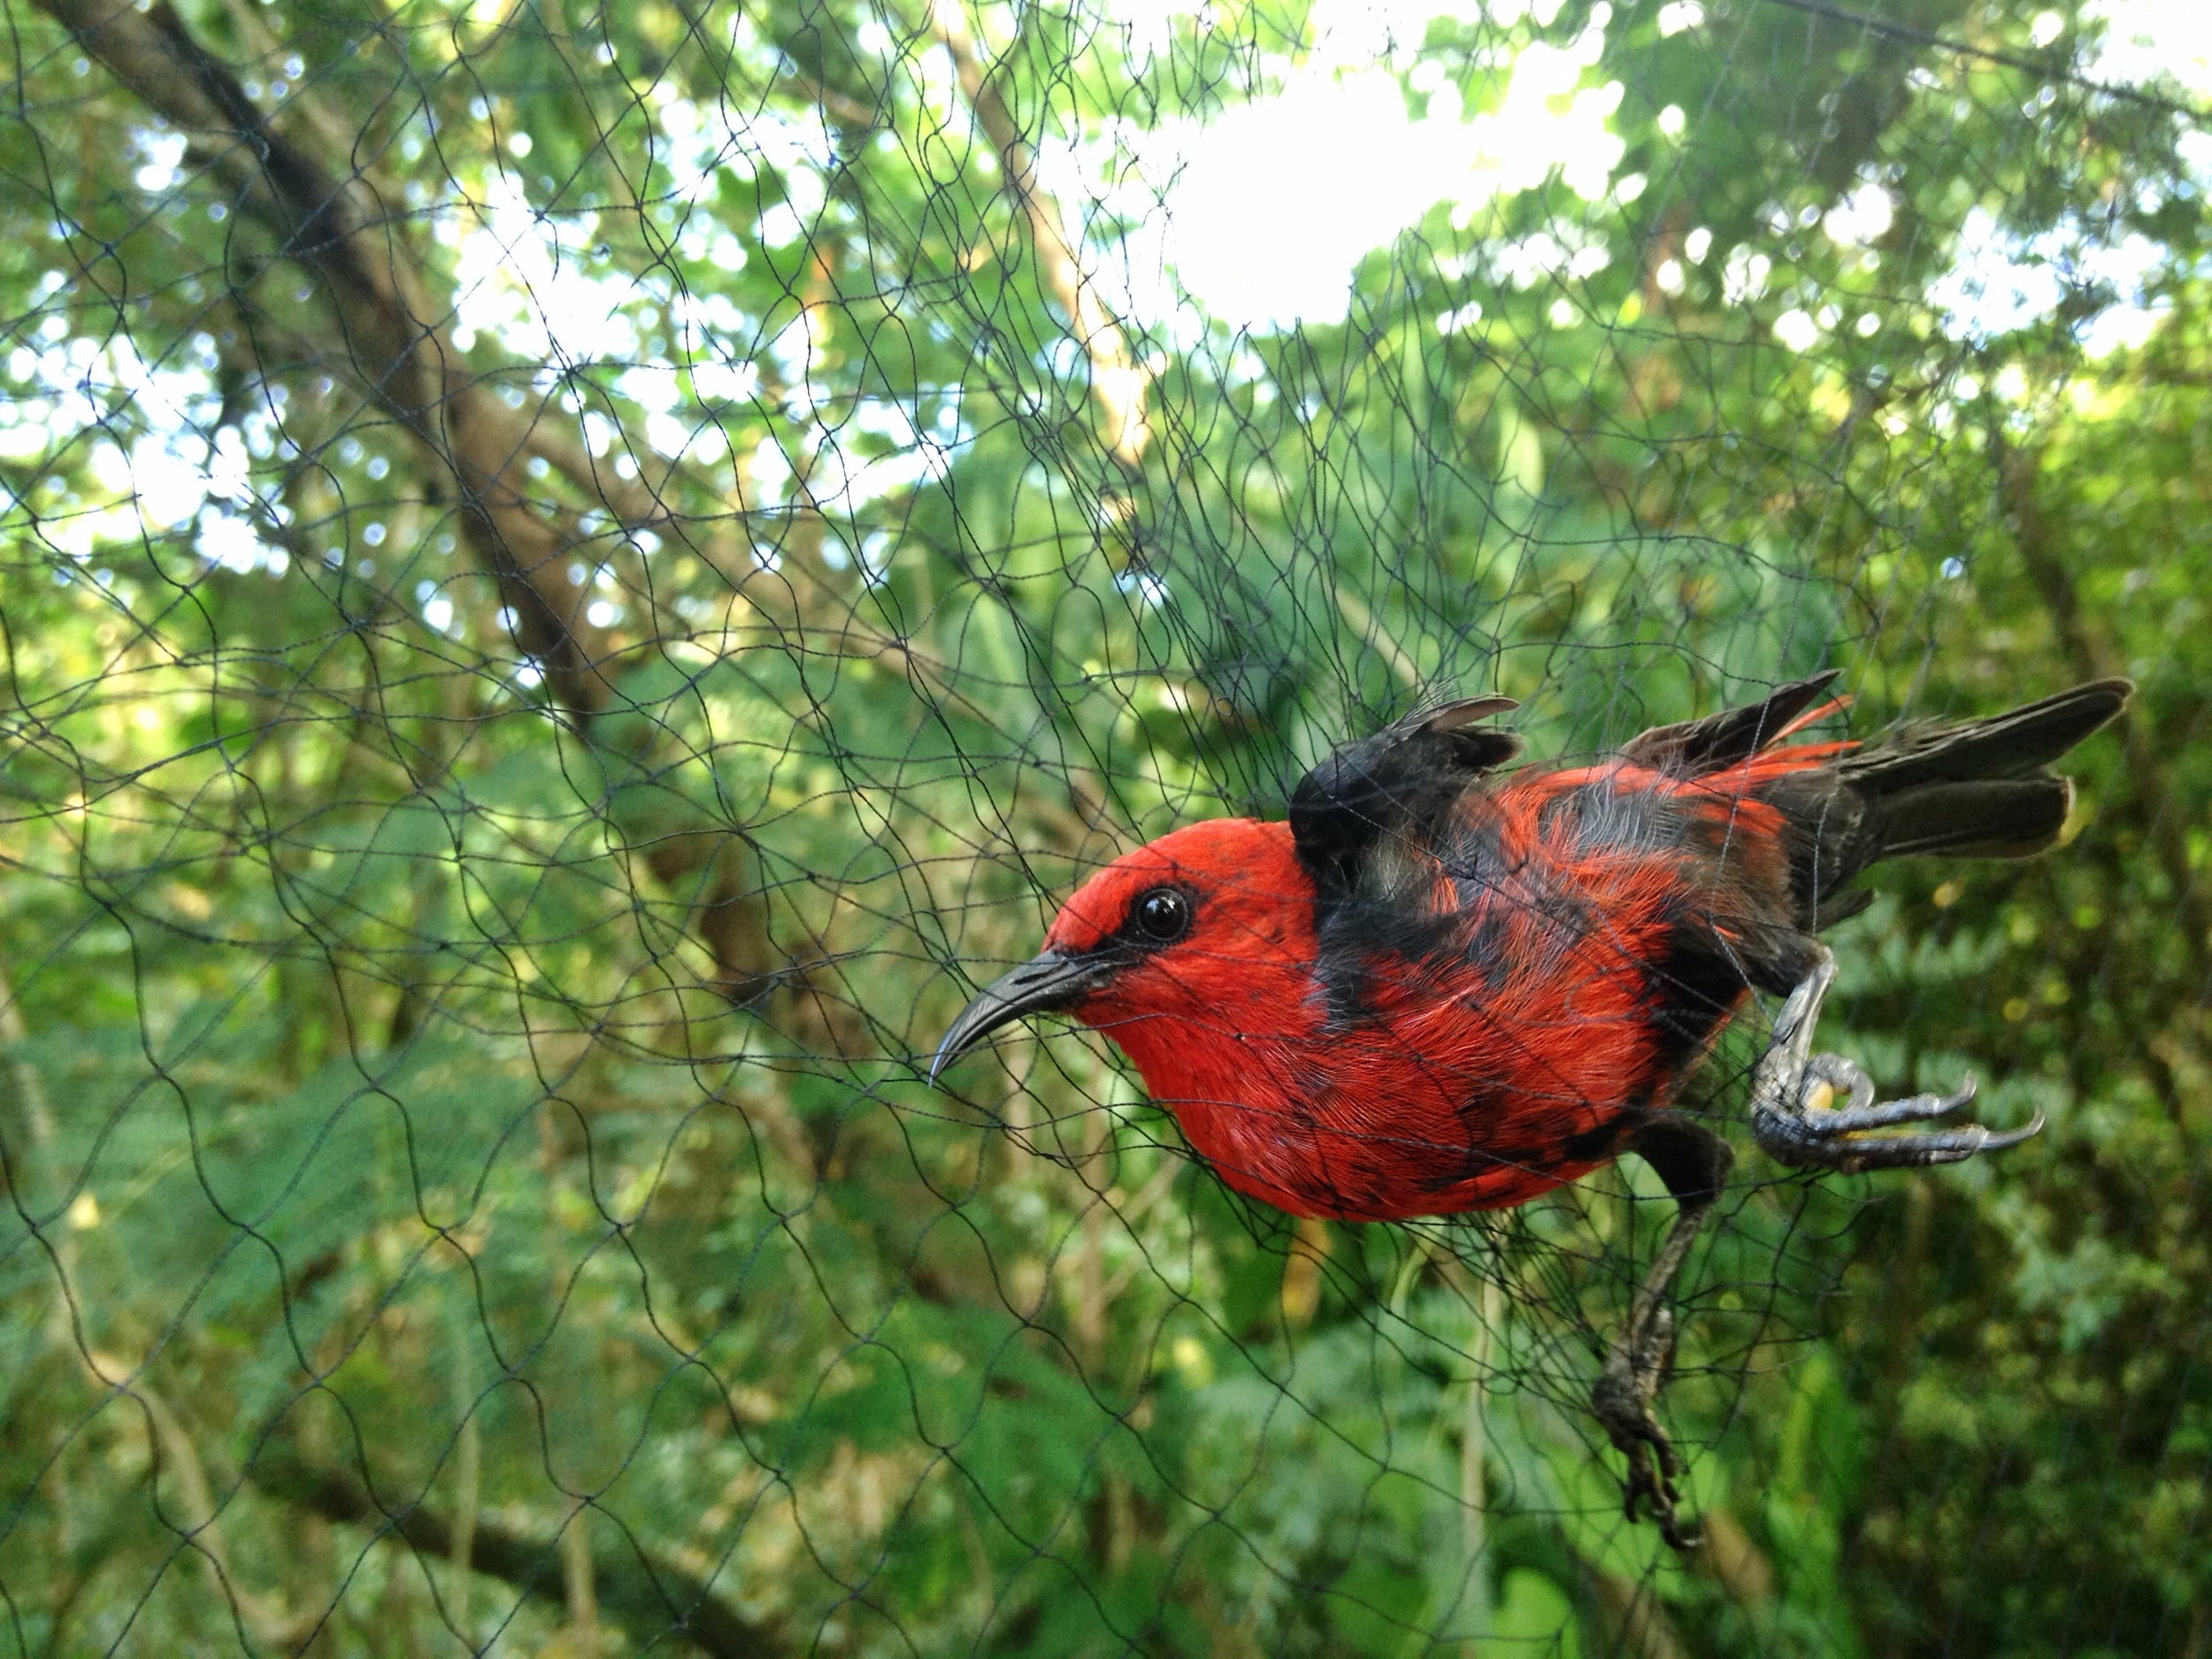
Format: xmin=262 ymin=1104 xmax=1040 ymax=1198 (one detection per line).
xmin=1591 ymin=1114 xmax=1732 ymax=1552
xmin=1751 ymin=947 xmax=2044 ymax=1172
xmin=1596 ymin=948 xmax=2045 ymax=1548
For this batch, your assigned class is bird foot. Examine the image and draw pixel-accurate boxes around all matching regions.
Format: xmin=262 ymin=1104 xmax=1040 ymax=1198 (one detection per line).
xmin=1751 ymin=953 xmax=2043 ymax=1173
xmin=1590 ymin=1305 xmax=1701 ymax=1551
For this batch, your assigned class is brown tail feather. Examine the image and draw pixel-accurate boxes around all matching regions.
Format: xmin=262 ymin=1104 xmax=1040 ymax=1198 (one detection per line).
xmin=1839 ymin=679 xmax=2133 ymax=796
xmin=1762 ymin=678 xmax=2130 ymax=928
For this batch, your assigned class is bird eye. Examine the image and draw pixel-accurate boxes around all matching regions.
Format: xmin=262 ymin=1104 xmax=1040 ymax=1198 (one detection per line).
xmin=1130 ymin=887 xmax=1191 ymax=944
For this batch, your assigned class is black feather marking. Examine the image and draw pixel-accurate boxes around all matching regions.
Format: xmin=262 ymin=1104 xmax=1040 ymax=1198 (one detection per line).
xmin=1638 ymin=895 xmax=1757 ymax=1084
xmin=1314 ymin=815 xmax=1516 ymax=1025
xmin=1620 ymin=1114 xmax=1734 ymax=1208
xmin=1420 ymin=1146 xmax=1540 ymax=1192
xmin=1289 ymin=696 xmax=1522 ymax=895
xmin=1562 ymin=1118 xmax=1627 ymax=1164
xmin=1620 ymin=671 xmax=1842 ymax=774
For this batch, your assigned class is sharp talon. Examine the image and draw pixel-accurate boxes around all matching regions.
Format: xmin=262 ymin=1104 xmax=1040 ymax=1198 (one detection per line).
xmin=1754 ymin=962 xmax=2048 ymax=1173
xmin=1594 ymin=1339 xmax=1695 ymax=1545
xmin=1979 ymin=1107 xmax=2044 ymax=1150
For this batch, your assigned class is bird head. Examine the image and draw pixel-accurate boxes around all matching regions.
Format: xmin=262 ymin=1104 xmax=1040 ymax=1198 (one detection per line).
xmin=929 ymin=818 xmax=1316 ymax=1084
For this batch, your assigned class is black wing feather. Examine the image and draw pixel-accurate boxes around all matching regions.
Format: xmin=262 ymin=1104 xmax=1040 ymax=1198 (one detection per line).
xmin=1619 ymin=671 xmax=1843 ymax=774
xmin=1288 ymin=696 xmax=1522 ymax=895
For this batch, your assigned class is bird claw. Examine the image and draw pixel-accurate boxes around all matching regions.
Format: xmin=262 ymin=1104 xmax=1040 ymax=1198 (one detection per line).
xmin=1590 ymin=1308 xmax=1701 ymax=1551
xmin=1752 ymin=954 xmax=2043 ymax=1172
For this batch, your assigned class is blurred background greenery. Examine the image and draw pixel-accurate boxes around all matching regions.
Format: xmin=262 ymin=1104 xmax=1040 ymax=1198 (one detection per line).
xmin=1 ymin=0 xmax=2207 ymax=1651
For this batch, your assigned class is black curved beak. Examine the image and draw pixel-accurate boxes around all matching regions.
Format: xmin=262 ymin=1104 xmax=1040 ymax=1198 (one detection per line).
xmin=929 ymin=952 xmax=1110 ymax=1084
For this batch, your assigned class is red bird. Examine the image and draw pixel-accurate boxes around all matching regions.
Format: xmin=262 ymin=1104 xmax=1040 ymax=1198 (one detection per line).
xmin=933 ymin=672 xmax=2129 ymax=1544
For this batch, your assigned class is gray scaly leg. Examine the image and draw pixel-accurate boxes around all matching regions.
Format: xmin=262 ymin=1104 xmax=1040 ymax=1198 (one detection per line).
xmin=1590 ymin=1114 xmax=1732 ymax=1551
xmin=1752 ymin=947 xmax=2043 ymax=1171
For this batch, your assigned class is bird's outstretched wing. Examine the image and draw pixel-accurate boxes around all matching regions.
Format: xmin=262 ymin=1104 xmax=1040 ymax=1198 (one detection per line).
xmin=1618 ymin=670 xmax=1844 ymax=774
xmin=1288 ymin=696 xmax=1523 ymax=894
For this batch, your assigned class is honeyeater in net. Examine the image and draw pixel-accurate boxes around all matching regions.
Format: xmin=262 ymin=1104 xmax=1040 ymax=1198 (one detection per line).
xmin=933 ymin=671 xmax=2131 ymax=1546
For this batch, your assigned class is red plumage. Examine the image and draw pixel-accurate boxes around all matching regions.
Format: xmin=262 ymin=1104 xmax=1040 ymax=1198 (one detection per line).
xmin=1031 ymin=728 xmax=1842 ymax=1220
xmin=935 ymin=671 xmax=2128 ymax=1544
xmin=938 ymin=674 xmax=2125 ymax=1225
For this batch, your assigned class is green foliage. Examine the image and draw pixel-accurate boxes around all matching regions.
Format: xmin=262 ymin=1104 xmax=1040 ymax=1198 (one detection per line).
xmin=2 ymin=0 xmax=2208 ymax=1653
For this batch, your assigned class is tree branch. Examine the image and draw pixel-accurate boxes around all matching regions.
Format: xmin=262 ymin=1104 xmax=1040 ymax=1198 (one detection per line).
xmin=82 ymin=1352 xmax=325 ymax=1650
xmin=36 ymin=0 xmax=614 ymax=718
xmin=925 ymin=0 xmax=1152 ymax=471
xmin=246 ymin=1443 xmax=781 ymax=1659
